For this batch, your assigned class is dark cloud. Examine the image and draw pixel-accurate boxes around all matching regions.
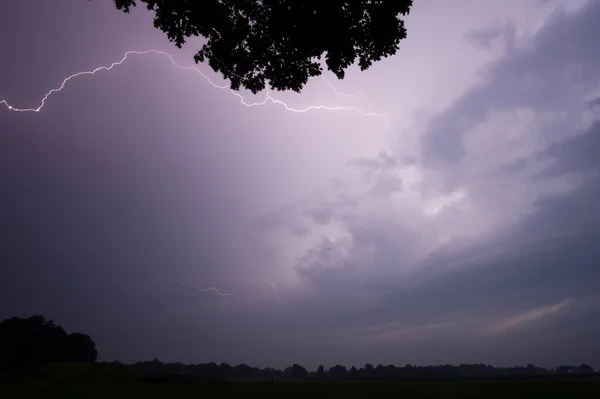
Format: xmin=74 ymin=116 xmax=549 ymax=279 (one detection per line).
xmin=306 ymin=208 xmax=334 ymax=225
xmin=466 ymin=21 xmax=517 ymax=51
xmin=422 ymin=0 xmax=600 ymax=171
xmin=257 ymin=0 xmax=600 ymax=368
xmin=368 ymin=172 xmax=403 ymax=197
xmin=2 ymin=0 xmax=600 ymax=371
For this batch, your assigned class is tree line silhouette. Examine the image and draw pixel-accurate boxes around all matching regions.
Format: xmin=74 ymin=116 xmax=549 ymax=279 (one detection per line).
xmin=121 ymin=358 xmax=595 ymax=382
xmin=0 ymin=315 xmax=595 ymax=381
xmin=0 ymin=315 xmax=97 ymax=372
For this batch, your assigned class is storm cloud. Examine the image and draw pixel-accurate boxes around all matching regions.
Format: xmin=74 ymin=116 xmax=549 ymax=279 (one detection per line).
xmin=1 ymin=0 xmax=599 ymax=370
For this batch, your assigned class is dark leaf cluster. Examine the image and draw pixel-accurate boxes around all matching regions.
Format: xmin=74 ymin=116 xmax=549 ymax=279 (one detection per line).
xmin=0 ymin=315 xmax=97 ymax=372
xmin=109 ymin=0 xmax=413 ymax=93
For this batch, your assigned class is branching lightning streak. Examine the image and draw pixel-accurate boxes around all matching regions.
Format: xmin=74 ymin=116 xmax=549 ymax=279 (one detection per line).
xmin=2 ymin=51 xmax=386 ymax=302
xmin=1 ymin=49 xmax=388 ymax=124
xmin=168 ymin=280 xmax=283 ymax=302
xmin=168 ymin=280 xmax=244 ymax=300
xmin=260 ymin=278 xmax=277 ymax=290
xmin=320 ymin=76 xmax=373 ymax=111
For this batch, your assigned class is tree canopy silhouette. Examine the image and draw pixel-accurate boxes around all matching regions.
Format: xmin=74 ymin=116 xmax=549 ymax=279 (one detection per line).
xmin=0 ymin=315 xmax=97 ymax=371
xmin=109 ymin=0 xmax=414 ymax=93
xmin=126 ymin=359 xmax=596 ymax=383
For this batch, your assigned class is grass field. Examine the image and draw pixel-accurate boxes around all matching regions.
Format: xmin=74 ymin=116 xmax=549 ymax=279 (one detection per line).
xmin=2 ymin=363 xmax=599 ymax=398
xmin=4 ymin=378 xmax=600 ymax=398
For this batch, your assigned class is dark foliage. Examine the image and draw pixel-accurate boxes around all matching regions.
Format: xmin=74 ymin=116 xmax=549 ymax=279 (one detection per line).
xmin=107 ymin=0 xmax=413 ymax=93
xmin=2 ymin=316 xmax=595 ymax=384
xmin=0 ymin=315 xmax=97 ymax=372
xmin=286 ymin=364 xmax=308 ymax=379
xmin=557 ymin=364 xmax=595 ymax=374
xmin=126 ymin=358 xmax=597 ymax=383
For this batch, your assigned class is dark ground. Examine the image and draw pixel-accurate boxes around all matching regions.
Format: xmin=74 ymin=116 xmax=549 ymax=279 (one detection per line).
xmin=1 ymin=363 xmax=599 ymax=398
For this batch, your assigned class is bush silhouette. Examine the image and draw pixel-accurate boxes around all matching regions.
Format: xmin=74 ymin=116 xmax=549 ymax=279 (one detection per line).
xmin=0 ymin=315 xmax=97 ymax=372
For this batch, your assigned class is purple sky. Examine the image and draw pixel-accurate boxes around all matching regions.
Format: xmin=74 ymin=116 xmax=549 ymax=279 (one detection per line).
xmin=2 ymin=0 xmax=600 ymax=370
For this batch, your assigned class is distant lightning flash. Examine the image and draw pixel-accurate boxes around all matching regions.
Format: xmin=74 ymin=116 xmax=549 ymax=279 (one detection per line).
xmin=260 ymin=278 xmax=277 ymax=290
xmin=0 ymin=49 xmax=388 ymax=124
xmin=168 ymin=280 xmax=244 ymax=300
xmin=168 ymin=279 xmax=283 ymax=302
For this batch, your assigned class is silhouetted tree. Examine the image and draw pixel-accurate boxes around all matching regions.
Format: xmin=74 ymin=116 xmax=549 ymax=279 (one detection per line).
xmin=580 ymin=364 xmax=594 ymax=374
xmin=556 ymin=365 xmax=576 ymax=374
xmin=373 ymin=364 xmax=386 ymax=378
xmin=363 ymin=362 xmax=374 ymax=378
xmin=328 ymin=364 xmax=348 ymax=378
xmin=0 ymin=315 xmax=97 ymax=371
xmin=108 ymin=0 xmax=414 ymax=93
xmin=316 ymin=364 xmax=325 ymax=378
xmin=235 ymin=363 xmax=253 ymax=379
xmin=289 ymin=363 xmax=308 ymax=379
xmin=65 ymin=333 xmax=98 ymax=362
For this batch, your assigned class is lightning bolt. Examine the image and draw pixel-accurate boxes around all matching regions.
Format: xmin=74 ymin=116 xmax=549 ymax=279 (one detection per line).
xmin=168 ymin=280 xmax=245 ymax=300
xmin=0 ymin=49 xmax=388 ymax=124
xmin=321 ymin=76 xmax=373 ymax=111
xmin=260 ymin=278 xmax=277 ymax=290
xmin=2 ymin=50 xmax=386 ymax=302
xmin=168 ymin=279 xmax=284 ymax=303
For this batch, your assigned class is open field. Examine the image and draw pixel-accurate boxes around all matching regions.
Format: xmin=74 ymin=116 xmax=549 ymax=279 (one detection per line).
xmin=2 ymin=377 xmax=600 ymax=398
xmin=2 ymin=363 xmax=599 ymax=398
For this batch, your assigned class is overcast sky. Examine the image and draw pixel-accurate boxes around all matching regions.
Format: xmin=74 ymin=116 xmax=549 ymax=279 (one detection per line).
xmin=1 ymin=0 xmax=600 ymax=370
